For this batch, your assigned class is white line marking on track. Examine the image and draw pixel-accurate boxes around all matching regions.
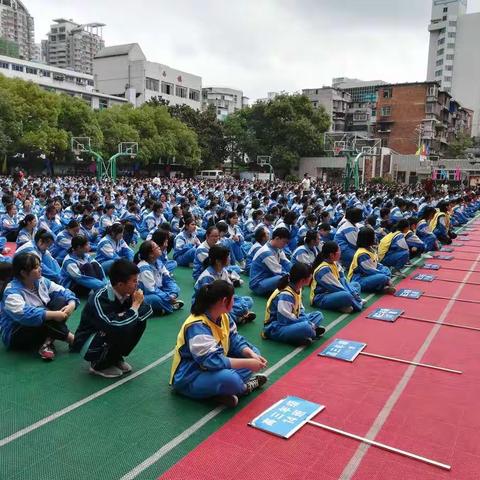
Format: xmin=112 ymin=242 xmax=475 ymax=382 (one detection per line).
xmin=339 ymin=238 xmax=480 ymax=479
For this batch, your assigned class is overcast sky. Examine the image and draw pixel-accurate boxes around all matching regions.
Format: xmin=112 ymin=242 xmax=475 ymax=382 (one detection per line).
xmin=28 ymin=0 xmax=480 ymax=101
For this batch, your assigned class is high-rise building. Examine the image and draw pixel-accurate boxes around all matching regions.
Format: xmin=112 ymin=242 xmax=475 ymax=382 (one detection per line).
xmin=0 ymin=0 xmax=34 ymax=60
xmin=427 ymin=0 xmax=480 ymax=136
xmin=42 ymin=18 xmax=105 ymax=75
xmin=202 ymin=87 xmax=248 ymax=120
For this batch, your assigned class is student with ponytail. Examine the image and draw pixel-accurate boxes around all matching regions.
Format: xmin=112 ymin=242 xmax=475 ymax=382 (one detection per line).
xmin=263 ymin=263 xmax=325 ymax=346
xmin=347 ymin=227 xmax=395 ymax=294
xmin=291 ymin=230 xmax=321 ymax=267
xmin=60 ymin=235 xmax=107 ymax=295
xmin=194 ymin=245 xmax=255 ymax=326
xmin=95 ymin=223 xmax=134 ymax=274
xmin=416 ymin=207 xmax=439 ymax=252
xmin=377 ymin=219 xmax=410 ymax=274
xmin=16 ymin=213 xmax=37 ymax=247
xmin=173 ymin=215 xmax=201 ymax=267
xmin=310 ymin=241 xmax=363 ymax=314
xmin=170 ymin=280 xmax=268 ymax=407
xmin=135 ymin=240 xmax=183 ymax=315
xmin=50 ymin=220 xmax=81 ymax=264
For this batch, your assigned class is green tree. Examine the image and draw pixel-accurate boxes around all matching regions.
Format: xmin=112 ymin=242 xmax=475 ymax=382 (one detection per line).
xmin=446 ymin=132 xmax=474 ymax=158
xmin=225 ymin=94 xmax=330 ymax=176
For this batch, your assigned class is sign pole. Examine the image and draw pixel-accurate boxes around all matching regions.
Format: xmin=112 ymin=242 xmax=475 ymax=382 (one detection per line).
xmin=422 ymin=293 xmax=480 ymax=304
xmin=358 ymin=351 xmax=462 ymax=374
xmin=306 ymin=420 xmax=451 ymax=471
xmin=401 ymin=314 xmax=480 ymax=332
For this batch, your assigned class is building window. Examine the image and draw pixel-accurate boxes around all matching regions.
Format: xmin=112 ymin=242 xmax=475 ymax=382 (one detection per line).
xmin=436 ymin=59 xmax=443 ymax=66
xmin=448 ymin=32 xmax=456 ymax=38
xmin=383 ymin=88 xmax=392 ymax=99
xmin=65 ymin=75 xmax=75 ymax=83
xmin=176 ymin=85 xmax=187 ymax=98
xmin=437 ymin=37 xmax=445 ymax=45
xmin=50 ymin=35 xmax=56 ymax=41
xmin=51 ymin=28 xmax=58 ymax=33
xmin=435 ymin=69 xmax=442 ymax=77
xmin=161 ymin=81 xmax=173 ymax=95
xmin=0 ymin=62 xmax=9 ymax=69
xmin=446 ymin=54 xmax=455 ymax=60
xmin=40 ymin=70 xmax=51 ymax=77
xmin=87 ymin=80 xmax=94 ymax=86
xmin=353 ymin=112 xmax=367 ymax=121
xmin=448 ymin=21 xmax=457 ymax=27
xmin=59 ymin=27 xmax=65 ymax=32
xmin=11 ymin=64 xmax=23 ymax=72
xmin=145 ymin=77 xmax=159 ymax=91
xmin=442 ymin=15 xmax=447 ymax=21
xmin=437 ymin=48 xmax=444 ymax=55
xmin=381 ymin=106 xmax=391 ymax=117
xmin=313 ymin=101 xmax=318 ymax=107
xmin=371 ymin=108 xmax=376 ymax=117
xmin=444 ymin=76 xmax=452 ymax=82
xmin=99 ymin=98 xmax=108 ymax=110
xmin=443 ymin=6 xmax=448 ymax=12
xmin=447 ymin=43 xmax=455 ymax=49
xmin=445 ymin=65 xmax=453 ymax=71
xmin=25 ymin=67 xmax=37 ymax=74
xmin=58 ymin=34 xmax=66 ymax=41
xmin=188 ymin=89 xmax=200 ymax=101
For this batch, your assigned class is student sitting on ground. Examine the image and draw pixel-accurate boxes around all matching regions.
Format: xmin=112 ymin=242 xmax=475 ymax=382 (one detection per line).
xmin=95 ymin=223 xmax=134 ymax=274
xmin=50 ymin=220 xmax=81 ymax=265
xmin=334 ymin=207 xmax=363 ymax=269
xmin=416 ymin=207 xmax=439 ymax=252
xmin=72 ymin=259 xmax=153 ymax=378
xmin=194 ymin=245 xmax=255 ymax=326
xmin=170 ymin=280 xmax=268 ymax=408
xmin=249 ymin=227 xmax=292 ymax=297
xmin=405 ymin=217 xmax=425 ymax=258
xmin=377 ymin=219 xmax=410 ymax=275
xmin=16 ymin=213 xmax=37 ymax=247
xmin=151 ymin=227 xmax=177 ymax=273
xmin=430 ymin=201 xmax=457 ymax=245
xmin=310 ymin=241 xmax=363 ymax=314
xmin=263 ymin=262 xmax=325 ymax=346
xmin=60 ymin=235 xmax=107 ymax=295
xmin=135 ymin=240 xmax=184 ymax=315
xmin=0 ymin=252 xmax=78 ymax=361
xmin=347 ymin=227 xmax=395 ymax=294
xmin=246 ymin=226 xmax=269 ymax=276
xmin=15 ymin=229 xmax=62 ymax=283
xmin=291 ymin=230 xmax=321 ymax=267
xmin=193 ymin=225 xmax=220 ymax=281
xmin=173 ymin=216 xmax=201 ymax=267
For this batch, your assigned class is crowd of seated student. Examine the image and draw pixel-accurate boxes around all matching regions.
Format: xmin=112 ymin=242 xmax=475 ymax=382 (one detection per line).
xmin=0 ymin=174 xmax=478 ymax=405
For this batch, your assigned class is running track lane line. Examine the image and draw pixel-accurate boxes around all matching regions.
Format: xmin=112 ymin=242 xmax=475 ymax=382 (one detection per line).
xmin=120 ymin=255 xmax=431 ymax=480
xmin=339 ymin=244 xmax=480 ymax=479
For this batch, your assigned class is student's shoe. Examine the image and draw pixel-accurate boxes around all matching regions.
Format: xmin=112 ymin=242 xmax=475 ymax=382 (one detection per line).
xmin=244 ymin=312 xmax=256 ymax=323
xmin=301 ymin=338 xmax=313 ymax=347
xmin=232 ymin=279 xmax=241 ymax=288
xmin=245 ymin=374 xmax=268 ymax=394
xmin=315 ymin=326 xmax=326 ymax=338
xmin=39 ymin=342 xmax=55 ymax=361
xmin=213 ymin=395 xmax=239 ymax=408
xmin=383 ymin=286 xmax=396 ymax=295
xmin=116 ymin=359 xmax=133 ymax=373
xmin=340 ymin=306 xmax=354 ymax=314
xmin=89 ymin=365 xmax=123 ymax=378
xmin=422 ymin=253 xmax=434 ymax=259
xmin=172 ymin=300 xmax=184 ymax=311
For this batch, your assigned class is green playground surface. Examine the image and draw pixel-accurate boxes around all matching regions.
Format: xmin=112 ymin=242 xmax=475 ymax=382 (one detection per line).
xmin=0 ymin=264 xmax=408 ymax=480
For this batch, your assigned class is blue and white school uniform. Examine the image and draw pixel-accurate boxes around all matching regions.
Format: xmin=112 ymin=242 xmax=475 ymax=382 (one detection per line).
xmin=334 ymin=220 xmax=358 ymax=269
xmin=170 ymin=312 xmax=260 ymax=400
xmin=347 ymin=248 xmax=391 ymax=293
xmin=249 ymin=243 xmax=292 ymax=297
xmin=50 ymin=230 xmax=75 ymax=264
xmin=378 ymin=232 xmax=409 ymax=270
xmin=194 ymin=266 xmax=253 ymax=325
xmin=38 ymin=215 xmax=62 ymax=240
xmin=139 ymin=212 xmax=166 ymax=239
xmin=310 ymin=261 xmax=363 ymax=312
xmin=60 ymin=253 xmax=106 ymax=292
xmin=226 ymin=224 xmax=246 ymax=263
xmin=263 ymin=285 xmax=324 ymax=345
xmin=80 ymin=225 xmax=100 ymax=252
xmin=405 ymin=230 xmax=425 ymax=255
xmin=291 ymin=244 xmax=320 ymax=267
xmin=137 ymin=259 xmax=180 ymax=314
xmin=416 ymin=220 xmax=438 ymax=251
xmin=173 ymin=230 xmax=199 ymax=267
xmin=15 ymin=241 xmax=61 ymax=284
xmin=16 ymin=227 xmax=36 ymax=247
xmin=0 ymin=213 xmax=19 ymax=238
xmin=95 ymin=235 xmax=134 ymax=272
xmin=245 ymin=242 xmax=263 ymax=276
xmin=0 ymin=277 xmax=78 ymax=348
xmin=97 ymin=213 xmax=117 ymax=236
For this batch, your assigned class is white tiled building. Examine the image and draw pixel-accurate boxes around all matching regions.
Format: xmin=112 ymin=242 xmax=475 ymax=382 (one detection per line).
xmin=93 ymin=43 xmax=202 ymax=109
xmin=0 ymin=54 xmax=128 ymax=109
xmin=0 ymin=0 xmax=35 ymax=60
xmin=202 ymin=87 xmax=248 ymax=120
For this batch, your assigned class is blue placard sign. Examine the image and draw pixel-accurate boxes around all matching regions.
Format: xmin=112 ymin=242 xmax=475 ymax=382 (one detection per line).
xmin=440 ymin=247 xmax=454 ymax=253
xmin=249 ymin=396 xmax=324 ymax=439
xmin=367 ymin=308 xmax=404 ymax=322
xmin=432 ymin=254 xmax=454 ymax=260
xmin=412 ymin=273 xmax=436 ymax=282
xmin=395 ymin=288 xmax=423 ymax=299
xmin=422 ymin=263 xmax=440 ymax=270
xmin=319 ymin=338 xmax=366 ymax=362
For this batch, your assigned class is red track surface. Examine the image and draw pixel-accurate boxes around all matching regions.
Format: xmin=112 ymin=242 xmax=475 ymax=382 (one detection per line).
xmin=160 ymin=222 xmax=480 ymax=480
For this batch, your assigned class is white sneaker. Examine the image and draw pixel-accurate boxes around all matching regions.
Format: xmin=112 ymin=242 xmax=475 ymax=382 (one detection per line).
xmin=89 ymin=365 xmax=123 ymax=378
xmin=116 ymin=360 xmax=132 ymax=373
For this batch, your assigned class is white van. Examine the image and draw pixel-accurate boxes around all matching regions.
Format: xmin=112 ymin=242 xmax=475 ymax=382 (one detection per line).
xmin=196 ymin=169 xmax=225 ymax=180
